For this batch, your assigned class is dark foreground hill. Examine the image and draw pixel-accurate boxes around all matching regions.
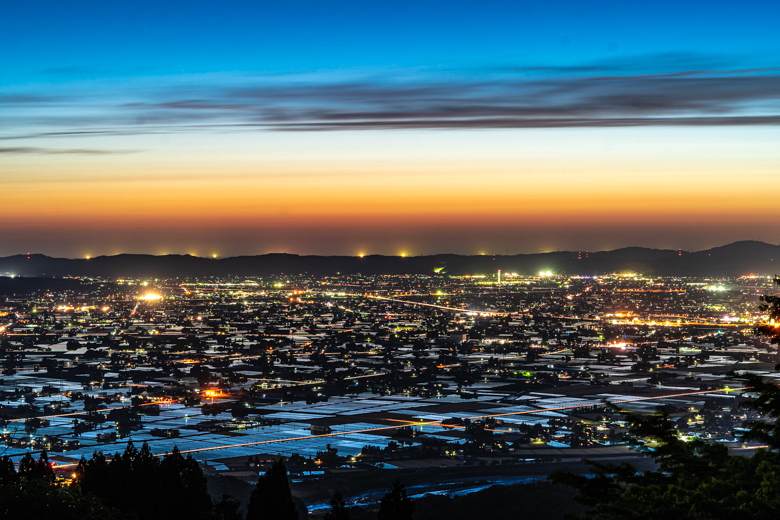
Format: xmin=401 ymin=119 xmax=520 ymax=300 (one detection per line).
xmin=407 ymin=481 xmax=582 ymax=520
xmin=1 ymin=241 xmax=778 ymax=279
xmin=209 ymin=474 xmax=581 ymax=520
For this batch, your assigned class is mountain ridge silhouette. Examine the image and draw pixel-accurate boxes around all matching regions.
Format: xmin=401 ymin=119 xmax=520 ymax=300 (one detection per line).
xmin=0 ymin=241 xmax=777 ymax=278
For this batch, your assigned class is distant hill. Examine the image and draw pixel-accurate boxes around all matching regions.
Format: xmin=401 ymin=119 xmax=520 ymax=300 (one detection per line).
xmin=0 ymin=276 xmax=110 ymax=297
xmin=0 ymin=241 xmax=778 ymax=279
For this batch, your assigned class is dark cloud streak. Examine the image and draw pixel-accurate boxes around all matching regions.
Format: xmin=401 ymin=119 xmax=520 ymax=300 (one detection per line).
xmin=2 ymin=53 xmax=779 ymax=139
xmin=265 ymin=115 xmax=780 ymax=131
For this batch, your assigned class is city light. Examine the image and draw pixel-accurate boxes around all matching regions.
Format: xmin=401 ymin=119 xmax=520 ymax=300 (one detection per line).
xmin=3 ymin=3 xmax=779 ymax=515
xmin=1 ymin=269 xmax=775 ymax=501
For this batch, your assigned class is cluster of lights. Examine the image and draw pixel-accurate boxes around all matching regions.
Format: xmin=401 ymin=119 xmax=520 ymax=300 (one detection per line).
xmin=55 ymin=305 xmax=94 ymax=312
xmin=138 ymin=293 xmax=163 ymax=301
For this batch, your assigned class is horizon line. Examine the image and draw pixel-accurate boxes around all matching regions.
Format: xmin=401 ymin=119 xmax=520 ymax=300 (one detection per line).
xmin=3 ymin=239 xmax=776 ymax=261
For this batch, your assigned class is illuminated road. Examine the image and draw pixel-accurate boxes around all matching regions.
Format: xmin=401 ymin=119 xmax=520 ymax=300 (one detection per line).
xmin=166 ymin=386 xmax=748 ymax=457
xmin=6 ymin=398 xmax=179 ymax=423
xmin=38 ymin=385 xmax=748 ymax=469
xmin=349 ymin=294 xmax=760 ymax=329
xmin=364 ymin=294 xmax=504 ymax=316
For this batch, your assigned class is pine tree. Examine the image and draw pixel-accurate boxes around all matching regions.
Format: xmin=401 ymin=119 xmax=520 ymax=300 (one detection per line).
xmin=246 ymin=458 xmax=298 ymax=520
xmin=324 ymin=490 xmax=350 ymax=520
xmin=0 ymin=455 xmax=16 ymax=485
xmin=75 ymin=442 xmax=213 ymax=520
xmin=377 ymin=478 xmax=415 ymax=520
xmin=214 ymin=490 xmax=243 ymax=520
xmin=17 ymin=451 xmax=54 ymax=483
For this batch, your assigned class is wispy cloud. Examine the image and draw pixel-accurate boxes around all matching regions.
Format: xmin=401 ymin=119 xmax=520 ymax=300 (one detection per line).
xmin=2 ymin=53 xmax=779 ymax=138
xmin=0 ymin=95 xmax=66 ymax=104
xmin=41 ymin=65 xmax=159 ymax=76
xmin=0 ymin=146 xmax=137 ymax=155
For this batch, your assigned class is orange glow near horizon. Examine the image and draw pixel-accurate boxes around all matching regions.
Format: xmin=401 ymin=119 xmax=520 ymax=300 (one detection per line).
xmin=2 ymin=127 xmax=779 ymax=256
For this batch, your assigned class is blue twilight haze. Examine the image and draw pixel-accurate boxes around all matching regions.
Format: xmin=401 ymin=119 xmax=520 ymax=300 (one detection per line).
xmin=1 ymin=1 xmax=779 ymax=257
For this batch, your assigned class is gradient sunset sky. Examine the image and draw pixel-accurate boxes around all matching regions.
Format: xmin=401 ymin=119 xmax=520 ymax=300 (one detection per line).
xmin=2 ymin=0 xmax=779 ymax=258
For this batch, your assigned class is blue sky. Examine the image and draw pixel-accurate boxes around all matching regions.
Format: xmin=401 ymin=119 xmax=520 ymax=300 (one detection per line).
xmin=4 ymin=0 xmax=778 ymax=83
xmin=4 ymin=0 xmax=778 ymax=136
xmin=1 ymin=1 xmax=779 ymax=257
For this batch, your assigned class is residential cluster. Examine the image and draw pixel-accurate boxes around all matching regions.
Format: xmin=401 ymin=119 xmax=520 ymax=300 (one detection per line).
xmin=0 ymin=272 xmax=777 ymax=500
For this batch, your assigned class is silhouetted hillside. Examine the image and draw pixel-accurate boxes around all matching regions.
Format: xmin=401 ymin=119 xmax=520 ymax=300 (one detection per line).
xmin=0 ymin=276 xmax=103 ymax=296
xmin=0 ymin=241 xmax=778 ymax=279
xmin=410 ymin=481 xmax=582 ymax=520
xmin=313 ymin=481 xmax=582 ymax=520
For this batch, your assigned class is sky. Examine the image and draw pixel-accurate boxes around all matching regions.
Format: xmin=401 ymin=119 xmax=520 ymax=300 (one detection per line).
xmin=1 ymin=0 xmax=779 ymax=258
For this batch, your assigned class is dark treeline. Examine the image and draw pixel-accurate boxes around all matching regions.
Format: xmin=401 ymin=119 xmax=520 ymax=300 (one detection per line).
xmin=0 ymin=444 xmax=240 ymax=520
xmin=0 ymin=451 xmax=118 ymax=519
xmin=75 ymin=443 xmax=218 ymax=520
xmin=0 ymin=444 xmax=414 ymax=520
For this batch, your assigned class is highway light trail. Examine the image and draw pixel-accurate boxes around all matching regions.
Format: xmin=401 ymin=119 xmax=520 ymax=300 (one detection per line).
xmin=160 ymin=386 xmax=749 ymax=457
xmin=364 ymin=294 xmax=505 ymax=316
xmin=6 ymin=398 xmax=180 ymax=423
xmin=41 ymin=386 xmax=752 ymax=469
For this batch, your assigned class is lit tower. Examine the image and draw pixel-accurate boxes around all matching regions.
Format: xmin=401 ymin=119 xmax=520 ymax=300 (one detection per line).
xmin=497 ymin=269 xmax=501 ymax=285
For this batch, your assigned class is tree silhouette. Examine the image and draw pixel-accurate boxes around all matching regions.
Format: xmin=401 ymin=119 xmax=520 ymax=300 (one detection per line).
xmin=214 ymin=490 xmax=243 ymax=520
xmin=324 ymin=490 xmax=350 ymax=520
xmin=246 ymin=457 xmax=298 ymax=520
xmin=758 ymin=277 xmax=780 ymax=344
xmin=550 ymin=407 xmax=780 ymax=519
xmin=16 ymin=451 xmax=55 ymax=483
xmin=549 ymin=289 xmax=780 ymax=520
xmin=741 ymin=372 xmax=780 ymax=449
xmin=0 ymin=452 xmax=54 ymax=485
xmin=75 ymin=442 xmax=213 ymax=520
xmin=377 ymin=478 xmax=415 ymax=520
xmin=0 ymin=478 xmax=121 ymax=520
